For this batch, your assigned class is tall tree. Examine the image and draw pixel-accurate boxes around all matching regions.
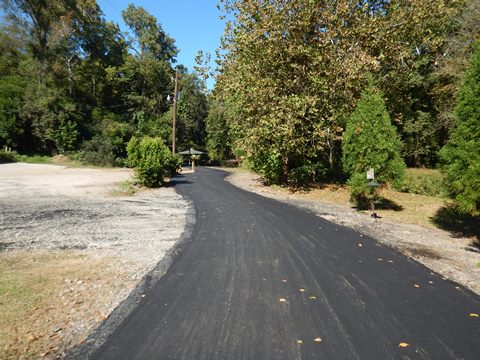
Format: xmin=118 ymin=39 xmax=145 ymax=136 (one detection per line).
xmin=122 ymin=3 xmax=177 ymax=62
xmin=440 ymin=42 xmax=480 ymax=215
xmin=217 ymin=0 xmax=378 ymax=183
xmin=206 ymin=99 xmax=232 ymax=161
xmin=176 ymin=73 xmax=208 ymax=151
xmin=216 ymin=0 xmax=461 ymax=184
xmin=342 ymin=81 xmax=405 ymax=187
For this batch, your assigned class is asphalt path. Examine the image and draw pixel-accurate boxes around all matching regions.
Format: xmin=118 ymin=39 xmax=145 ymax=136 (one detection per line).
xmin=92 ymin=167 xmax=479 ymax=360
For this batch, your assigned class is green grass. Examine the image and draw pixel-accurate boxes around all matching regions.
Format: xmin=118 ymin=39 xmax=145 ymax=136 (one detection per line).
xmin=398 ymin=168 xmax=446 ymax=197
xmin=112 ymin=179 xmax=142 ymax=196
xmin=13 ymin=154 xmax=53 ymax=164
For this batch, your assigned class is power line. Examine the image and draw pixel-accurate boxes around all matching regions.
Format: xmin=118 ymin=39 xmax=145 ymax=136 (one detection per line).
xmin=102 ymin=0 xmax=123 ymax=18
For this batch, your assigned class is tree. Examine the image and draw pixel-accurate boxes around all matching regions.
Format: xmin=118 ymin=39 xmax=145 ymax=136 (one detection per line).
xmin=176 ymin=73 xmax=208 ymax=151
xmin=342 ymin=81 xmax=405 ymax=188
xmin=216 ymin=0 xmax=462 ymax=184
xmin=122 ymin=3 xmax=177 ymax=62
xmin=440 ymin=42 xmax=480 ymax=214
xmin=206 ymin=99 xmax=232 ymax=161
xmin=217 ymin=0 xmax=379 ymax=184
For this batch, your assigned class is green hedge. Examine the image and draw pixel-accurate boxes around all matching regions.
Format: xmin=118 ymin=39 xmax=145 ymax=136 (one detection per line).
xmin=126 ymin=136 xmax=180 ymax=187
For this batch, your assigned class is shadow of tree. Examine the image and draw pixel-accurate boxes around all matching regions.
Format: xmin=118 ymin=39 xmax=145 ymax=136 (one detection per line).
xmin=375 ymin=197 xmax=404 ymax=211
xmin=431 ymin=206 xmax=480 ymax=246
xmin=353 ymin=196 xmax=404 ymax=211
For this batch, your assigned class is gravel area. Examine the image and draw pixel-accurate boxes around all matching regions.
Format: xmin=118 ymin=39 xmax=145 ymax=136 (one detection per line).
xmin=224 ymin=168 xmax=480 ymax=295
xmin=0 ymin=163 xmax=191 ymax=359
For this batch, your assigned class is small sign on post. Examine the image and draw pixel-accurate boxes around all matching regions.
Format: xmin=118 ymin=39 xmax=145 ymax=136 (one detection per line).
xmin=367 ymin=168 xmax=375 ymax=180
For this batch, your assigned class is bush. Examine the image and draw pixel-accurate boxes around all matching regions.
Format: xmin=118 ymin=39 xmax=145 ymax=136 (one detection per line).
xmin=129 ymin=137 xmax=178 ymax=187
xmin=288 ymin=164 xmax=327 ymax=187
xmin=348 ymin=172 xmax=377 ymax=209
xmin=0 ymin=149 xmax=15 ymax=163
xmin=80 ymin=136 xmax=117 ymax=167
xmin=126 ymin=136 xmax=141 ymax=168
xmin=398 ymin=168 xmax=446 ymax=197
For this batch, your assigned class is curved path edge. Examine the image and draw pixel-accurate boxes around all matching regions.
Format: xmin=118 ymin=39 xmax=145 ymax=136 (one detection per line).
xmin=64 ymin=192 xmax=196 ymax=360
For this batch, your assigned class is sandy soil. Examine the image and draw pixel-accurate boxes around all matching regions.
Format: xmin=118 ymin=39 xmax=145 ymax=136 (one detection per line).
xmin=0 ymin=163 xmax=190 ymax=359
xmin=224 ymin=168 xmax=480 ymax=296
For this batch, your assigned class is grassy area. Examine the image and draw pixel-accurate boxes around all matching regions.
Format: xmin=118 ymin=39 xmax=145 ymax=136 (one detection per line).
xmin=13 ymin=154 xmax=53 ymax=164
xmin=398 ymin=168 xmax=446 ymax=197
xmin=230 ymin=167 xmax=461 ymax=231
xmin=0 ymin=250 xmax=126 ymax=359
xmin=1 ymin=153 xmax=112 ymax=168
xmin=112 ymin=179 xmax=143 ymax=196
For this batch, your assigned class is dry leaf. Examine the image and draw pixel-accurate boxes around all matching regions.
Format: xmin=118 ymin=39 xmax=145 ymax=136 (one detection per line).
xmin=399 ymin=342 xmax=409 ymax=348
xmin=279 ymin=298 xmax=287 ymax=302
xmin=314 ymin=337 xmax=322 ymax=342
xmin=469 ymin=313 xmax=479 ymax=317
xmin=27 ymin=335 xmax=37 ymax=343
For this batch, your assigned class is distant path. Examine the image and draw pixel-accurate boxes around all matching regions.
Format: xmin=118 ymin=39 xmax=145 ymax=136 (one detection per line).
xmin=92 ymin=167 xmax=479 ymax=359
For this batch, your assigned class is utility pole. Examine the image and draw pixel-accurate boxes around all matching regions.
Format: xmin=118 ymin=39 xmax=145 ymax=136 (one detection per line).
xmin=172 ymin=69 xmax=179 ymax=154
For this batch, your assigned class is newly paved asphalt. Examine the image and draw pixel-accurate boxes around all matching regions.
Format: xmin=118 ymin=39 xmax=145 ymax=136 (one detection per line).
xmin=92 ymin=167 xmax=479 ymax=359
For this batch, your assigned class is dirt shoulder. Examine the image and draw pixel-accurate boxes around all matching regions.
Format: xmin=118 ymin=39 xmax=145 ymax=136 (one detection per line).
xmin=223 ymin=168 xmax=480 ymax=296
xmin=0 ymin=163 xmax=191 ymax=359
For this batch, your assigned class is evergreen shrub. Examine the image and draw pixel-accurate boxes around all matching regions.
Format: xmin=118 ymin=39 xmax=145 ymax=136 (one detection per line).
xmin=342 ymin=81 xmax=405 ymax=204
xmin=440 ymin=42 xmax=480 ymax=214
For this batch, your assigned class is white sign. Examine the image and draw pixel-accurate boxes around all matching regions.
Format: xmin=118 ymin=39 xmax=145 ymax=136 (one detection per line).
xmin=367 ymin=168 xmax=375 ymax=180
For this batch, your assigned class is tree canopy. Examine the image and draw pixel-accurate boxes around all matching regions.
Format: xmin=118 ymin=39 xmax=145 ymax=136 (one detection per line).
xmin=0 ymin=1 xmax=209 ymax=162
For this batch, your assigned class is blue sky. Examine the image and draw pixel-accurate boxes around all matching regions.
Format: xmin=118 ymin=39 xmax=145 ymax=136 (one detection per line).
xmin=97 ymin=0 xmax=225 ymax=88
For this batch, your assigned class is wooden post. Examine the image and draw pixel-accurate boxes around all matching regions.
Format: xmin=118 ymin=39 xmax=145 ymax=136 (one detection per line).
xmin=172 ymin=69 xmax=179 ymax=154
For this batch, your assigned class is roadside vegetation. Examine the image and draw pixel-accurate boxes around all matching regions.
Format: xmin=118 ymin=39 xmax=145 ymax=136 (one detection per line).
xmin=1 ymin=1 xmax=479 ymax=358
xmin=207 ymin=0 xmax=480 ymax=224
xmin=0 ymin=1 xmax=207 ymax=174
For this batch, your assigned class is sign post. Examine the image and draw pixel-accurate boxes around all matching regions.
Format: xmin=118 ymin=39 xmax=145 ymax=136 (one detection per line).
xmin=367 ymin=168 xmax=380 ymax=219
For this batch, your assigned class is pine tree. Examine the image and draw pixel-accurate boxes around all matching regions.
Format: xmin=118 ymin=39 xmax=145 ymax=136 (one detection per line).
xmin=440 ymin=43 xmax=480 ymax=215
xmin=342 ymin=82 xmax=405 ymax=188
